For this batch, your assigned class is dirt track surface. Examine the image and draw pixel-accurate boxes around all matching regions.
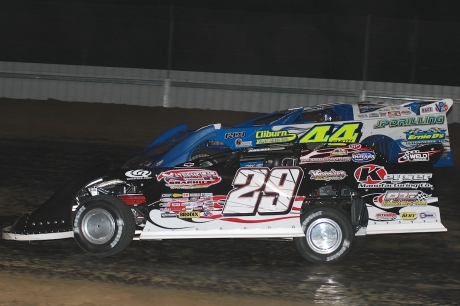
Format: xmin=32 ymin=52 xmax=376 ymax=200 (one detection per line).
xmin=1 ymin=98 xmax=460 ymax=305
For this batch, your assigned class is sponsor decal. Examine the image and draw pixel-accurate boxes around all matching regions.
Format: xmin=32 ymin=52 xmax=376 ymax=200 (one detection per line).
xmin=183 ymin=162 xmax=195 ymax=167
xmin=300 ymin=144 xmax=376 ymax=164
xmin=419 ymin=211 xmax=437 ymax=218
xmin=301 ymin=156 xmax=351 ymax=163
xmin=349 ymin=144 xmax=362 ymax=149
xmin=404 ymin=128 xmax=446 ymax=144
xmin=225 ymin=131 xmax=246 ymax=139
xmin=361 ymin=104 xmax=388 ymax=113
xmin=331 ymin=148 xmax=348 ymax=156
xmin=379 ymin=112 xmax=387 ymax=117
xmin=421 ymin=106 xmax=433 ymax=113
xmin=388 ymin=111 xmax=401 ymax=117
xmin=375 ymin=212 xmax=397 ymax=221
xmin=351 ymin=151 xmax=376 ymax=163
xmin=125 ymin=169 xmax=152 ymax=180
xmin=358 ymin=114 xmax=368 ymax=118
xmin=157 ymin=169 xmax=222 ymax=189
xmin=368 ymin=113 xmax=379 ymax=118
xmin=161 ymin=212 xmax=177 ymax=218
xmin=358 ymin=104 xmax=386 ymax=113
xmin=255 ymin=130 xmax=296 ymax=145
xmin=435 ymin=101 xmax=449 ymax=112
xmin=235 ymin=138 xmax=253 ymax=147
xmin=373 ymin=115 xmax=445 ymax=129
xmin=400 ymin=212 xmax=417 ymax=220
xmin=401 ymin=110 xmax=412 ymax=115
xmin=373 ymin=190 xmax=430 ymax=207
xmin=398 ymin=150 xmax=429 ymax=163
xmin=159 ymin=193 xmax=220 ymax=214
xmin=309 ymin=169 xmax=347 ymax=181
xmin=248 ymin=147 xmax=285 ymax=152
xmin=240 ymin=160 xmax=264 ymax=167
xmin=178 ymin=211 xmax=200 ymax=218
xmin=354 ymin=164 xmax=433 ymax=188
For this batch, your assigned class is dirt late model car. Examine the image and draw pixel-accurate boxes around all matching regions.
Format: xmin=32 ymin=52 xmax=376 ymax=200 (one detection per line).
xmin=2 ymin=100 xmax=452 ymax=264
xmin=188 ymin=98 xmax=454 ymax=168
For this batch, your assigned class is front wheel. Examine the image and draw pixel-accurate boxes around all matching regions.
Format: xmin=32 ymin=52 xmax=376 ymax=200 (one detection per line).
xmin=73 ymin=195 xmax=135 ymax=257
xmin=294 ymin=207 xmax=353 ymax=264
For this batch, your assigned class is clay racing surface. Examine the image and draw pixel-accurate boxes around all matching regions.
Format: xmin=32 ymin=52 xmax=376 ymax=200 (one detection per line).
xmin=1 ymin=98 xmax=460 ymax=305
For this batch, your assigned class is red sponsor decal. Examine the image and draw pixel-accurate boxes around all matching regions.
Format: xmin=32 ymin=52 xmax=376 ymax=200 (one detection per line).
xmin=157 ymin=169 xmax=222 ymax=189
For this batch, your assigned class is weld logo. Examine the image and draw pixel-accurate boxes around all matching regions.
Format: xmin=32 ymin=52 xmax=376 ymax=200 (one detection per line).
xmin=398 ymin=150 xmax=429 ymax=163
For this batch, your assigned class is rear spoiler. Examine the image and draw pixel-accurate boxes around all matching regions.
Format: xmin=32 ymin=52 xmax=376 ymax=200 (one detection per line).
xmin=402 ymin=99 xmax=453 ymax=115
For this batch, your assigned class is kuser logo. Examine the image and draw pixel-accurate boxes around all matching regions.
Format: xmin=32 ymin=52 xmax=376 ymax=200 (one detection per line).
xmin=354 ymin=164 xmax=387 ymax=184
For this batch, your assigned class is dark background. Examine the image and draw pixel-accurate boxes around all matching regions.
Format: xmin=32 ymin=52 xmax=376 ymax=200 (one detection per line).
xmin=1 ymin=0 xmax=460 ymax=86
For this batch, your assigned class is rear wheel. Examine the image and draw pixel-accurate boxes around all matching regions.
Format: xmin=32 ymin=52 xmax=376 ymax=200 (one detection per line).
xmin=294 ymin=207 xmax=353 ymax=264
xmin=73 ymin=195 xmax=135 ymax=257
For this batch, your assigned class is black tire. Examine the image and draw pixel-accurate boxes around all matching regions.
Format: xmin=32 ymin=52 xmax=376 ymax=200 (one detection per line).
xmin=294 ymin=207 xmax=353 ymax=264
xmin=73 ymin=195 xmax=135 ymax=257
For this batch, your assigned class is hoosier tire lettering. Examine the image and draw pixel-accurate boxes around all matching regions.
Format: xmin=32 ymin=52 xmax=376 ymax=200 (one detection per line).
xmin=294 ymin=207 xmax=354 ymax=264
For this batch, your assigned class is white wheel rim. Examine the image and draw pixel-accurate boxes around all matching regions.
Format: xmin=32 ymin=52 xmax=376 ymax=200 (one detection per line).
xmin=306 ymin=218 xmax=342 ymax=254
xmin=81 ymin=208 xmax=116 ymax=244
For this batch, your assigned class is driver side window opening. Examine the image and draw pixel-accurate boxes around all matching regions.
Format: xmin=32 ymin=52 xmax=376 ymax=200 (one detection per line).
xmin=239 ymin=150 xmax=299 ymax=168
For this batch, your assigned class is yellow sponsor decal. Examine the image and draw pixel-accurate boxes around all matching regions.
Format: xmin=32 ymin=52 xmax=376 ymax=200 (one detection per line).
xmin=382 ymin=200 xmax=427 ymax=206
xmin=400 ymin=212 xmax=417 ymax=220
xmin=178 ymin=211 xmax=200 ymax=218
xmin=255 ymin=130 xmax=296 ymax=145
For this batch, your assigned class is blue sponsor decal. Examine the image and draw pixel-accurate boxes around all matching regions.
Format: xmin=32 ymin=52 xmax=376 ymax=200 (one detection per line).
xmin=419 ymin=212 xmax=436 ymax=219
xmin=351 ymin=151 xmax=376 ymax=163
xmin=404 ymin=128 xmax=446 ymax=144
xmin=240 ymin=160 xmax=264 ymax=167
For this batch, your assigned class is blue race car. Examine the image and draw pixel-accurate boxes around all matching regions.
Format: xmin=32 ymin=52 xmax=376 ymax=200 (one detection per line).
xmin=140 ymin=99 xmax=454 ymax=168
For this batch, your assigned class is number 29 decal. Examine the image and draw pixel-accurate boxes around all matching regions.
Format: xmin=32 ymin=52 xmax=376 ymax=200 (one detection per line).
xmin=223 ymin=167 xmax=303 ymax=216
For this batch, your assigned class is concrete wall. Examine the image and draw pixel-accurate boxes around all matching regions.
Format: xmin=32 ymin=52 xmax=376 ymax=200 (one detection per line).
xmin=1 ymin=61 xmax=459 ymax=122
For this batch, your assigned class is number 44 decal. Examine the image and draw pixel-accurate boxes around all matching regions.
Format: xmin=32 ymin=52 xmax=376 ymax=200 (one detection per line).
xmin=299 ymin=122 xmax=363 ymax=144
xmin=223 ymin=167 xmax=303 ymax=216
